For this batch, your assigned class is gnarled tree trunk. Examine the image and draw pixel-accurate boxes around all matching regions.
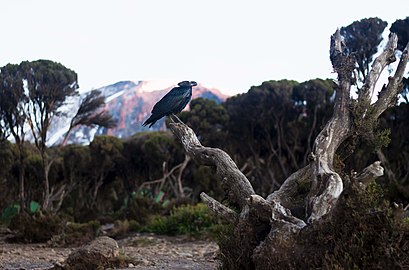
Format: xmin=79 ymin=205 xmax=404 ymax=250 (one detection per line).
xmin=169 ymin=30 xmax=408 ymax=269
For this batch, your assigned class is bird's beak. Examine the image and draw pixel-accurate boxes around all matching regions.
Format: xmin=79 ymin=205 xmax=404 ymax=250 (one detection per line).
xmin=190 ymin=81 xmax=198 ymax=87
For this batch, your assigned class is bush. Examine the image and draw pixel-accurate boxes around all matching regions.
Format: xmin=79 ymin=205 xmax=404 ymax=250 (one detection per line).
xmin=0 ymin=203 xmax=20 ymax=225
xmin=51 ymin=220 xmax=101 ymax=246
xmin=293 ymin=183 xmax=409 ymax=269
xmin=145 ymin=203 xmax=219 ymax=236
xmin=8 ymin=212 xmax=65 ymax=243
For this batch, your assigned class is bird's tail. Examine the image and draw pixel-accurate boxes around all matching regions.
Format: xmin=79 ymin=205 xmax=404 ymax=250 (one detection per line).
xmin=142 ymin=115 xmax=158 ymax=128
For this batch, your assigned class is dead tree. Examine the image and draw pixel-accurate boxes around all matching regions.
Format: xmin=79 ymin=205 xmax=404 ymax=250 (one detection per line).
xmin=168 ymin=29 xmax=409 ymax=269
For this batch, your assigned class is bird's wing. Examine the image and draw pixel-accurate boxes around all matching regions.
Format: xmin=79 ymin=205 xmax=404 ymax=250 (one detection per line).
xmin=151 ymin=86 xmax=189 ymax=114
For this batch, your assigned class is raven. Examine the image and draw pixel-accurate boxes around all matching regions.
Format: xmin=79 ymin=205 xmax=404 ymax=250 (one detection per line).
xmin=142 ymin=81 xmax=197 ymax=128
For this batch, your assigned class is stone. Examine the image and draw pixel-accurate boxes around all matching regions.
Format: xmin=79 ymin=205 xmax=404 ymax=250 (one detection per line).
xmin=64 ymin=236 xmax=121 ymax=269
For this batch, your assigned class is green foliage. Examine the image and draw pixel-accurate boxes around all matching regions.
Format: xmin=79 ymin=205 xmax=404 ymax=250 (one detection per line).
xmin=21 ymin=60 xmax=78 ymax=113
xmin=145 ymin=203 xmax=219 ymax=236
xmin=378 ymin=103 xmax=409 ymax=200
xmin=121 ymin=131 xmax=184 ymax=188
xmin=0 ymin=141 xmax=15 ymax=179
xmin=63 ymin=90 xmax=117 ymax=145
xmin=390 ymin=17 xmax=409 ymax=51
xmin=180 ymin=98 xmax=229 ymax=146
xmin=71 ymin=90 xmax=117 ymax=128
xmin=344 ymin=100 xmax=392 ymax=166
xmin=293 ymin=78 xmax=334 ymax=107
xmin=340 ymin=17 xmax=388 ymax=81
xmin=128 ymin=219 xmax=142 ymax=232
xmin=223 ymin=79 xmax=334 ymax=195
xmin=8 ymin=212 xmax=66 ymax=243
xmin=191 ymin=165 xmax=223 ymax=201
xmin=88 ymin=135 xmax=124 ymax=205
xmin=29 ymin=201 xmax=40 ymax=214
xmin=90 ymin=135 xmax=124 ymax=164
xmin=295 ymin=183 xmax=408 ymax=269
xmin=141 ymin=131 xmax=180 ymax=165
xmin=0 ymin=203 xmax=20 ymax=225
xmin=0 ymin=43 xmax=408 ymax=250
xmin=251 ymin=183 xmax=409 ymax=269
xmin=373 ymin=128 xmax=391 ymax=151
xmin=52 ymin=220 xmax=101 ymax=246
xmin=115 ymin=196 xmax=162 ymax=226
xmin=0 ymin=63 xmax=26 ymax=141
xmin=62 ymin=144 xmax=91 ymax=181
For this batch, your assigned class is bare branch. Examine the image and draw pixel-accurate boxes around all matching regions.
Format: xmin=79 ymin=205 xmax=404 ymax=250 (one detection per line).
xmin=176 ymin=155 xmax=191 ymax=198
xmin=306 ymin=30 xmax=354 ymax=222
xmin=373 ymin=40 xmax=409 ymax=118
xmin=169 ymin=122 xmax=255 ymax=208
xmin=308 ymin=167 xmax=343 ymax=223
xmin=200 ymin=192 xmax=238 ymax=224
xmin=358 ymin=34 xmax=398 ymax=104
xmin=266 ymin=165 xmax=312 ymax=209
xmin=247 ymin=195 xmax=273 ymax=222
xmin=354 ymin=161 xmax=384 ymax=187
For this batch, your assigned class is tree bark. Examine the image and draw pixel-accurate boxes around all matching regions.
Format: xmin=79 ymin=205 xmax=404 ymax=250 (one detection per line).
xmin=168 ymin=30 xmax=409 ymax=269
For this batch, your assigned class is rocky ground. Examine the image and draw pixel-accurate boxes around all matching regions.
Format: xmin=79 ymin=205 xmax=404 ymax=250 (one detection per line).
xmin=0 ymin=231 xmax=219 ymax=270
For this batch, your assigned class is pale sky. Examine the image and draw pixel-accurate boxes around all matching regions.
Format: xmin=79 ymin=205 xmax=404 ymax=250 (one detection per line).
xmin=0 ymin=0 xmax=408 ymax=95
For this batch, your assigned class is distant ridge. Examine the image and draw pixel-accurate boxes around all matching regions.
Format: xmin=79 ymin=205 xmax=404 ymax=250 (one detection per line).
xmin=49 ymin=81 xmax=229 ymax=145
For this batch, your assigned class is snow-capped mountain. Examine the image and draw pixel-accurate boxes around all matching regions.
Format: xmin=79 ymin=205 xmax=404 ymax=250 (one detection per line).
xmin=49 ymin=80 xmax=228 ymax=145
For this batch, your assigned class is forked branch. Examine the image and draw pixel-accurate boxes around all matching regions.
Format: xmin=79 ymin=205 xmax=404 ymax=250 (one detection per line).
xmin=169 ymin=122 xmax=255 ymax=208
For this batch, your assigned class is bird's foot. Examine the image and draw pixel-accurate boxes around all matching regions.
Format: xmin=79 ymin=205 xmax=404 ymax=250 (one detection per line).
xmin=169 ymin=114 xmax=176 ymax=123
xmin=171 ymin=114 xmax=184 ymax=124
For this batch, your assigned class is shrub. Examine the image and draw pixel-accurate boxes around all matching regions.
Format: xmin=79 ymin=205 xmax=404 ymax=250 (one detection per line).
xmin=145 ymin=203 xmax=219 ymax=236
xmin=51 ymin=220 xmax=101 ymax=246
xmin=8 ymin=212 xmax=65 ymax=243
xmin=292 ymin=183 xmax=409 ymax=269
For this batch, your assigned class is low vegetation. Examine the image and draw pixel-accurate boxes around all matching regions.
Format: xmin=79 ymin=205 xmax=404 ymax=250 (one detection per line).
xmin=0 ymin=15 xmax=409 ymax=268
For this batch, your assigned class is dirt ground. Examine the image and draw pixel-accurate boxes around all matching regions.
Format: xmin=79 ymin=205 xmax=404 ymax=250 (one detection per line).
xmin=0 ymin=230 xmax=220 ymax=270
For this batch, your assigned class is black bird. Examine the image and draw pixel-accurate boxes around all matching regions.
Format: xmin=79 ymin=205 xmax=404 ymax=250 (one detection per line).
xmin=142 ymin=81 xmax=197 ymax=128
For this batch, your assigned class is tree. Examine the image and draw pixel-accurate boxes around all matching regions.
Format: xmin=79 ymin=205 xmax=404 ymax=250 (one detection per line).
xmin=62 ymin=89 xmax=117 ymax=145
xmin=88 ymin=135 xmax=124 ymax=209
xmin=377 ymin=103 xmax=409 ymax=200
xmin=20 ymin=60 xmax=79 ymax=211
xmin=222 ymin=80 xmax=334 ymax=196
xmin=168 ymin=21 xmax=409 ymax=268
xmin=60 ymin=144 xmax=91 ymax=215
xmin=390 ymin=17 xmax=409 ymax=103
xmin=236 ymin=81 xmax=300 ymax=193
xmin=293 ymin=79 xmax=335 ymax=163
xmin=0 ymin=60 xmax=118 ymax=212
xmin=340 ymin=17 xmax=387 ymax=83
xmin=179 ymin=97 xmax=229 ymax=147
xmin=390 ymin=17 xmax=409 ymax=51
xmin=0 ymin=64 xmax=28 ymax=208
xmin=0 ymin=140 xmax=16 ymax=208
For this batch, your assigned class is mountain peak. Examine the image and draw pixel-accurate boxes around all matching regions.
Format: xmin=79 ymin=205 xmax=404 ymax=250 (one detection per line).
xmin=53 ymin=80 xmax=230 ymax=145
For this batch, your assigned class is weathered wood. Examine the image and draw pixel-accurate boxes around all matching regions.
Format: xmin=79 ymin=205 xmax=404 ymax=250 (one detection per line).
xmin=169 ymin=122 xmax=255 ymax=208
xmin=200 ymin=192 xmax=238 ymax=224
xmin=266 ymin=165 xmax=312 ymax=211
xmin=306 ymin=30 xmax=353 ymax=223
xmin=168 ymin=28 xmax=409 ymax=269
xmin=354 ymin=161 xmax=384 ymax=187
xmin=358 ymin=34 xmax=398 ymax=104
xmin=305 ymin=32 xmax=409 ymax=223
xmin=373 ymin=40 xmax=409 ymax=118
